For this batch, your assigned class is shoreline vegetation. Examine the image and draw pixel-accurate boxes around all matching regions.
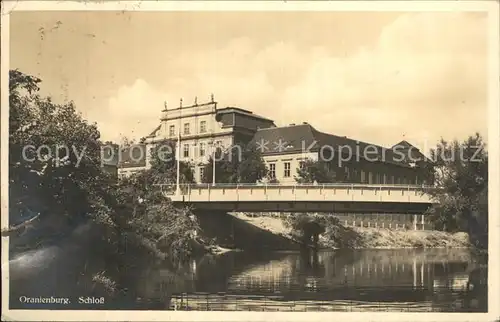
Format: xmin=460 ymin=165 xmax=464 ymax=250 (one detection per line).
xmin=229 ymin=212 xmax=471 ymax=251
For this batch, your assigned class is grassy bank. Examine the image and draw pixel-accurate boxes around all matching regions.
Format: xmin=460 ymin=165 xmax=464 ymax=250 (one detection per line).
xmin=320 ymin=226 xmax=470 ymax=249
xmin=231 ymin=213 xmax=471 ymax=250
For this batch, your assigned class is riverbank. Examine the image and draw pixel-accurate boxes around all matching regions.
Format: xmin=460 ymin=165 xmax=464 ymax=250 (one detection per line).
xmin=321 ymin=226 xmax=470 ymax=249
xmin=230 ymin=213 xmax=471 ymax=250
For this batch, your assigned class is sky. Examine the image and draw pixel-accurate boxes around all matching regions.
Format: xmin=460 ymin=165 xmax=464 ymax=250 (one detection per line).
xmin=9 ymin=10 xmax=489 ymax=152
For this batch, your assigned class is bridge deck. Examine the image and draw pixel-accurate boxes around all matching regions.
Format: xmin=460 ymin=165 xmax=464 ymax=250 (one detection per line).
xmin=162 ymin=184 xmax=434 ymax=205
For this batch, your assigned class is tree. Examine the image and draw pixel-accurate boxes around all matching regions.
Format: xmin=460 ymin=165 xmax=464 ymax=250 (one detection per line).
xmin=294 ymin=158 xmax=336 ymax=184
xmin=283 ymin=213 xmax=326 ymax=246
xmin=236 ymin=144 xmax=268 ymax=183
xmin=145 ymin=140 xmax=195 ymax=186
xmin=201 ymin=143 xmax=267 ymax=184
xmin=201 ymin=147 xmax=237 ymax=184
xmin=425 ymin=133 xmax=488 ymax=249
xmin=6 ymin=70 xmax=206 ymax=299
xmin=112 ymin=139 xmax=198 ymax=261
xmin=7 ymin=69 xmax=114 ymax=251
xmin=120 ymin=136 xmax=136 ymax=147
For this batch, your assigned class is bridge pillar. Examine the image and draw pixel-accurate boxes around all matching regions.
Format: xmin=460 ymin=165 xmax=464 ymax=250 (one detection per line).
xmin=413 ymin=258 xmax=417 ymax=289
xmin=413 ymin=214 xmax=417 ymax=231
xmin=421 ymin=262 xmax=424 ymax=286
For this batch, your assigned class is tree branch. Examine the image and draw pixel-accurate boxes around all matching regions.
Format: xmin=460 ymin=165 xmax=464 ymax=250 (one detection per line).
xmin=1 ymin=213 xmax=41 ymax=237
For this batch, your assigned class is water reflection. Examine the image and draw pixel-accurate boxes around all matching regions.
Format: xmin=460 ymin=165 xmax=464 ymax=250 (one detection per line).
xmin=9 ymin=247 xmax=487 ymax=311
xmin=138 ymin=249 xmax=487 ymax=312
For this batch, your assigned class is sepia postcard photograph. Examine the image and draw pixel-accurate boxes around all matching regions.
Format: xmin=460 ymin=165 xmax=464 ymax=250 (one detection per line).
xmin=1 ymin=1 xmax=499 ymax=321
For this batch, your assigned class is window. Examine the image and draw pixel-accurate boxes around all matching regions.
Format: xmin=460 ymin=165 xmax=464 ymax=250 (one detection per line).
xmin=214 ymin=141 xmax=223 ymax=156
xmin=284 ymin=162 xmax=291 ymax=177
xmin=383 ymin=174 xmax=387 ymax=184
xmin=199 ymin=167 xmax=205 ymax=181
xmin=169 ymin=125 xmax=175 ymax=137
xmin=361 ymin=170 xmax=366 ymax=183
xmin=183 ymin=144 xmax=189 ymax=158
xmin=199 ymin=142 xmax=205 ymax=157
xmin=368 ymin=171 xmax=373 ymax=184
xmin=269 ymin=163 xmax=276 ymax=179
xmin=200 ymin=121 xmax=207 ymax=133
xmin=184 ymin=123 xmax=190 ymax=135
xmin=345 ymin=167 xmax=350 ymax=180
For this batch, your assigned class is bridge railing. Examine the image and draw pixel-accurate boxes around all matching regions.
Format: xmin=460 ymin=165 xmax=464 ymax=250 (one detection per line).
xmin=154 ymin=182 xmax=435 ymax=195
xmin=154 ymin=184 xmax=437 ymax=205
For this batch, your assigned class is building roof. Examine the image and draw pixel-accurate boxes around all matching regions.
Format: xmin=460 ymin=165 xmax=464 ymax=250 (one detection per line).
xmin=118 ymin=144 xmax=147 ymax=168
xmin=391 ymin=140 xmax=432 ymax=163
xmin=250 ymin=123 xmax=319 ymax=154
xmin=145 ymin=125 xmax=161 ymax=138
xmin=215 ymin=108 xmax=276 ymax=135
xmin=250 ymin=123 xmax=425 ymax=167
xmin=216 ymin=107 xmax=276 ymax=123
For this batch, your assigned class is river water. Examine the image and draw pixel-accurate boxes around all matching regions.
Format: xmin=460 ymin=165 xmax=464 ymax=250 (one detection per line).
xmin=9 ymin=245 xmax=487 ymax=312
xmin=135 ymin=248 xmax=487 ymax=312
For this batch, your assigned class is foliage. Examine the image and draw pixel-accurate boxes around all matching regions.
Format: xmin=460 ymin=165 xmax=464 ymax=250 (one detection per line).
xmin=6 ymin=70 xmax=205 ymax=298
xmin=201 ymin=143 xmax=267 ymax=184
xmin=267 ymin=177 xmax=280 ymax=184
xmin=425 ymin=133 xmax=488 ymax=249
xmin=120 ymin=136 xmax=136 ymax=147
xmin=146 ymin=140 xmax=195 ymax=187
xmin=283 ymin=213 xmax=326 ymax=244
xmin=294 ymin=158 xmax=336 ymax=183
xmin=114 ymin=142 xmax=199 ymax=262
xmin=8 ymin=69 xmax=114 ymax=252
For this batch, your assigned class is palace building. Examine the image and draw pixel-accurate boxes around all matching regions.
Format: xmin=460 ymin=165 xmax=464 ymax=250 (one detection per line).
xmin=117 ymin=97 xmax=432 ymax=185
xmin=117 ymin=96 xmax=276 ymax=180
xmin=249 ymin=123 xmax=432 ymax=185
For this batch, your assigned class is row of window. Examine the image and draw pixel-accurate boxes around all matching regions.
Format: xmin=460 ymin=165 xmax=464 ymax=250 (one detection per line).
xmin=352 ymin=168 xmax=417 ymax=185
xmin=266 ymin=161 xmax=418 ymax=184
xmin=181 ymin=141 xmax=222 ymax=158
xmin=169 ymin=120 xmax=208 ymax=137
xmin=268 ymin=161 xmax=299 ymax=179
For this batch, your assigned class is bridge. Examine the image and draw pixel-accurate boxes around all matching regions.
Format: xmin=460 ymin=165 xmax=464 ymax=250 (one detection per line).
xmin=160 ymin=183 xmax=435 ymax=214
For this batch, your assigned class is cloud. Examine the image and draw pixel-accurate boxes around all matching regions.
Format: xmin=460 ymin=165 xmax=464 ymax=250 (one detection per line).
xmin=101 ymin=12 xmax=487 ymax=152
xmin=97 ymin=79 xmax=165 ymax=143
xmin=281 ymin=12 xmax=488 ymax=150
